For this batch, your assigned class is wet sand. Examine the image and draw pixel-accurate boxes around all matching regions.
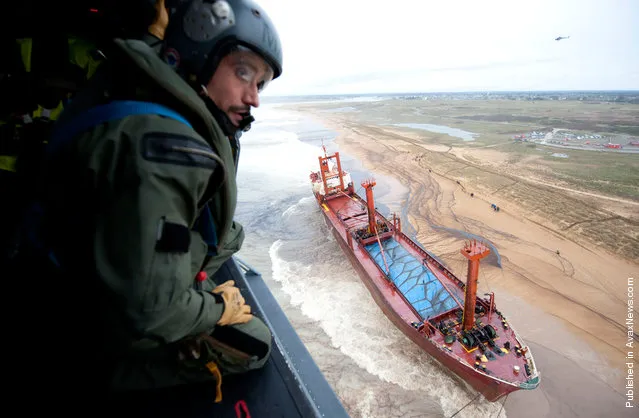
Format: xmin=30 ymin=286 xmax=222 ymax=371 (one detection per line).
xmin=290 ymin=107 xmax=638 ymax=417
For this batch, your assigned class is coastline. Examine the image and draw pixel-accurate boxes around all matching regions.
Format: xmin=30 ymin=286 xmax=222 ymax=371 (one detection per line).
xmin=292 ymin=106 xmax=637 ymax=416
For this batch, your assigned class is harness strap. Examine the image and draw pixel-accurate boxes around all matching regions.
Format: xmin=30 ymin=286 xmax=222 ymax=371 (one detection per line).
xmin=47 ymin=99 xmax=219 ymax=267
xmin=205 ymin=361 xmax=223 ymax=403
xmin=48 ymin=100 xmax=192 ymax=153
xmin=195 ymin=203 xmax=219 ymax=254
xmin=28 ymin=100 xmax=200 ymax=266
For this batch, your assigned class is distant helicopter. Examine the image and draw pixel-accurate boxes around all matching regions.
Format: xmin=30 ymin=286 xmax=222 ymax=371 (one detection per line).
xmin=555 ymin=36 xmax=570 ymax=41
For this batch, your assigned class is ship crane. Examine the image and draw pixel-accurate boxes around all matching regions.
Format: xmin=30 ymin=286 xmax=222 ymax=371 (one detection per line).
xmin=361 ymin=179 xmax=390 ymax=275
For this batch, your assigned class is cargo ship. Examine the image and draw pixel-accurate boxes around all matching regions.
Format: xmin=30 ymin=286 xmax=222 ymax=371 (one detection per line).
xmin=309 ymin=148 xmax=540 ymax=402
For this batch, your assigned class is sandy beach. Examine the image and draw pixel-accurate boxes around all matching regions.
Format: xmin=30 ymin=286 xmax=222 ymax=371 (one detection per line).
xmin=287 ymin=104 xmax=638 ymax=417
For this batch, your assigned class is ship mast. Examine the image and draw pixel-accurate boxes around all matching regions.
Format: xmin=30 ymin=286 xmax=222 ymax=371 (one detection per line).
xmin=361 ymin=179 xmax=390 ymax=275
xmin=361 ymin=180 xmax=377 ymax=234
xmin=460 ymin=240 xmax=490 ymax=331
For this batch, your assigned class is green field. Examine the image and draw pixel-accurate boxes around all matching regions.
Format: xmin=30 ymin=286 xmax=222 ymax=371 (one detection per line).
xmin=296 ymin=99 xmax=639 ymax=201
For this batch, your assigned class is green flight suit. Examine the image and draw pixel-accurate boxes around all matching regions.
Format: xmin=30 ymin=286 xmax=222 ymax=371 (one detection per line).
xmin=43 ymin=37 xmax=272 ymax=393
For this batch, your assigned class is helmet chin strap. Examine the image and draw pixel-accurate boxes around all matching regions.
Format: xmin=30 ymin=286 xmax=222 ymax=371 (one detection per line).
xmin=199 ymin=87 xmax=254 ymax=136
xmin=198 ymin=87 xmax=252 ymax=171
xmin=237 ymin=114 xmax=254 ymax=132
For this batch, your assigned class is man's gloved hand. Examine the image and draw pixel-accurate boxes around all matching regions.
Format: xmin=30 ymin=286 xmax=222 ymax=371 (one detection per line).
xmin=148 ymin=0 xmax=169 ymax=40
xmin=212 ymin=280 xmax=253 ymax=326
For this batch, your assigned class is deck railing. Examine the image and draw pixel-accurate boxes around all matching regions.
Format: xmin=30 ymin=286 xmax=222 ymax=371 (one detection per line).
xmin=519 ymin=381 xmax=539 ymax=390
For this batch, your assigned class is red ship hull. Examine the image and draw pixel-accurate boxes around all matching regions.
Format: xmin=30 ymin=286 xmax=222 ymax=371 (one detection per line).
xmin=310 ymin=151 xmax=540 ymax=402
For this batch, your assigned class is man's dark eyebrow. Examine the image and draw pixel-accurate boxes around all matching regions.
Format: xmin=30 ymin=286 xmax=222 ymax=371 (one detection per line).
xmin=232 ymin=53 xmax=272 ymax=79
xmin=232 ymin=55 xmax=259 ymax=73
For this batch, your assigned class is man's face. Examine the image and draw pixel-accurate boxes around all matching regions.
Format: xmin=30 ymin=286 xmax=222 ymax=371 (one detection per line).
xmin=203 ymin=48 xmax=274 ymax=127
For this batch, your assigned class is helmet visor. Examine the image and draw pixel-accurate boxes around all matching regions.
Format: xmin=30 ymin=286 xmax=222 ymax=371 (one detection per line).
xmin=231 ymin=46 xmax=275 ymax=92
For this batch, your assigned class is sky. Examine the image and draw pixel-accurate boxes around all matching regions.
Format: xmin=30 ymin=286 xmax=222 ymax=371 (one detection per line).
xmin=258 ymin=0 xmax=639 ymax=96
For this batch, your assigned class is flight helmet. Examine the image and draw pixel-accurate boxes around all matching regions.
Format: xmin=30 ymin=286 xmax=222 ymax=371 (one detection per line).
xmin=162 ymin=0 xmax=282 ymax=89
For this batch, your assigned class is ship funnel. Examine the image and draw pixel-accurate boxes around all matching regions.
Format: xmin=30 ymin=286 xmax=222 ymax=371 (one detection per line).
xmin=460 ymin=240 xmax=490 ymax=331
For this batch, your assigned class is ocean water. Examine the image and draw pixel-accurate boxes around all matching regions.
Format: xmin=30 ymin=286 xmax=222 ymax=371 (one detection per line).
xmin=234 ymin=103 xmax=508 ymax=418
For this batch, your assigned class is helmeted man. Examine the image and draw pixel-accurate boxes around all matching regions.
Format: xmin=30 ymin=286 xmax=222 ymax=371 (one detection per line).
xmin=24 ymin=0 xmax=283 ymax=404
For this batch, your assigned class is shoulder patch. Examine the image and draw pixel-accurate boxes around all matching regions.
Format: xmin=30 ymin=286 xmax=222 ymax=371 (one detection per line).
xmin=142 ymin=132 xmax=220 ymax=170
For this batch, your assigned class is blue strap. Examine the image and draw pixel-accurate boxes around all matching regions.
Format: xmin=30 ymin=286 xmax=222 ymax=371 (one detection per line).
xmin=38 ymin=100 xmax=212 ymax=267
xmin=21 ymin=203 xmax=61 ymax=267
xmin=48 ymin=100 xmax=193 ymax=154
xmin=194 ymin=203 xmax=218 ymax=254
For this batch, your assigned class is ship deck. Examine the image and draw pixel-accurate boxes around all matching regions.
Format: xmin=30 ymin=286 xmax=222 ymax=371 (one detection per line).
xmin=322 ymin=191 xmax=539 ymax=388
